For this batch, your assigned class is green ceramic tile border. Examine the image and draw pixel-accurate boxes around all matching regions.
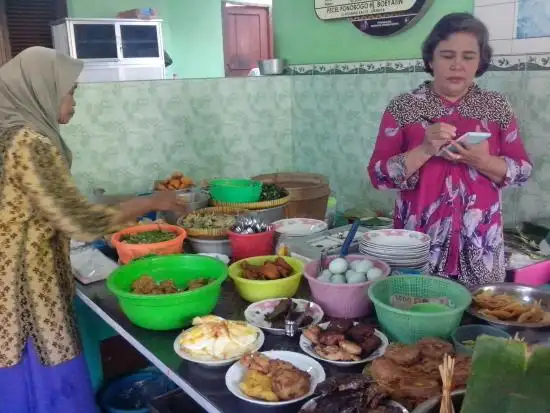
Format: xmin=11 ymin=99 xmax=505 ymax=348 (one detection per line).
xmin=286 ymin=54 xmax=550 ymax=75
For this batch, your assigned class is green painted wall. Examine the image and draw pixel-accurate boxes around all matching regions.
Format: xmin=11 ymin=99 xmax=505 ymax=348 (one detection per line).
xmin=67 ymin=0 xmax=225 ymax=78
xmin=273 ymin=0 xmax=475 ymax=65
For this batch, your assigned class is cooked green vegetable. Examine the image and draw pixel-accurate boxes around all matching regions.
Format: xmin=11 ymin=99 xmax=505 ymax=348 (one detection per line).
xmin=259 ymin=184 xmax=287 ymax=201
xmin=462 ymin=339 xmax=476 ymax=348
xmin=121 ymin=230 xmax=177 ymax=244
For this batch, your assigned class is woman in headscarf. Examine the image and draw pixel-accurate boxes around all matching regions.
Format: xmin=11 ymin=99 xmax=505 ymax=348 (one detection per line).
xmin=0 ymin=47 xmax=184 ymax=412
xmin=368 ymin=13 xmax=532 ymax=286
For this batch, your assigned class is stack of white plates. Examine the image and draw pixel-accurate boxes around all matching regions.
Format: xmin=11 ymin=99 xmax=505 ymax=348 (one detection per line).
xmin=359 ymin=229 xmax=431 ymax=272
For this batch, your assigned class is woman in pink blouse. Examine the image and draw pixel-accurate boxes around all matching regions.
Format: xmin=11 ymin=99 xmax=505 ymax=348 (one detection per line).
xmin=368 ymin=13 xmax=532 ymax=286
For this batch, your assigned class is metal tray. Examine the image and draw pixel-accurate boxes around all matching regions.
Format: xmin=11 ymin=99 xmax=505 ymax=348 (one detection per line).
xmin=468 ymin=283 xmax=550 ymax=329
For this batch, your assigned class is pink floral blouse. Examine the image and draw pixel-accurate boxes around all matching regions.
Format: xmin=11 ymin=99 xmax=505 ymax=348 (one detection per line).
xmin=368 ymin=82 xmax=532 ymax=286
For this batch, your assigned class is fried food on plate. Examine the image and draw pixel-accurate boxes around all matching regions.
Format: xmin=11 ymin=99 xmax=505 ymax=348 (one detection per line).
xmin=240 ymin=258 xmax=294 ymax=281
xmin=473 ymin=291 xmax=549 ymax=324
xmin=303 ymin=321 xmax=382 ymax=362
xmin=239 ymin=370 xmax=278 ymax=402
xmin=179 ymin=316 xmax=258 ymax=360
xmin=239 ymin=352 xmax=311 ymax=402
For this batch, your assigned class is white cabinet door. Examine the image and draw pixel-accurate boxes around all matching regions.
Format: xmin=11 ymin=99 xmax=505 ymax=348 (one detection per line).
xmin=70 ymin=22 xmax=119 ymax=61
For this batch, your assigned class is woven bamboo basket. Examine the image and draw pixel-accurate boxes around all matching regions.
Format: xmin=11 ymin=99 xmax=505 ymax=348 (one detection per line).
xmin=176 ymin=206 xmax=249 ymax=239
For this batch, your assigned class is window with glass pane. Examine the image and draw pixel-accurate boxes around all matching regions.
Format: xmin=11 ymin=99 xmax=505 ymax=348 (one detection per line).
xmin=120 ymin=25 xmax=159 ymax=58
xmin=73 ymin=24 xmax=118 ymax=59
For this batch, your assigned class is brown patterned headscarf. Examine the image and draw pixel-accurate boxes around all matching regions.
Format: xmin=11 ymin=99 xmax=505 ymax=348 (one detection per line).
xmin=0 ymin=46 xmax=83 ymax=166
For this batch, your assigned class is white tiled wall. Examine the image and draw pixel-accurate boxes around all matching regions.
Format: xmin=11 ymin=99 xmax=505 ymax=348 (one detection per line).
xmin=474 ymin=0 xmax=550 ymax=55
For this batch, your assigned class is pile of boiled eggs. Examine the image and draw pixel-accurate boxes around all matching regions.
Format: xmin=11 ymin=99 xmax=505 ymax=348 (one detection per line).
xmin=317 ymin=257 xmax=384 ymax=284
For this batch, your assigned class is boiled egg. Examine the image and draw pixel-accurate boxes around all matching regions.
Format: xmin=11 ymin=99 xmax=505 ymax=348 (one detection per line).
xmin=352 ymin=259 xmax=373 ymax=274
xmin=331 ymin=274 xmax=346 ymax=284
xmin=346 ymin=270 xmax=367 ymax=284
xmin=367 ymin=267 xmax=384 ymax=281
xmin=329 ymin=258 xmax=348 ymax=274
xmin=317 ymin=269 xmax=333 ymax=283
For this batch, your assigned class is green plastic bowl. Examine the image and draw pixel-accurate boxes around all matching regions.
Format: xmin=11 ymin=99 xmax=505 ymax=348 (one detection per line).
xmin=368 ymin=275 xmax=472 ymax=343
xmin=209 ymin=179 xmax=262 ymax=203
xmin=107 ymin=254 xmax=227 ymax=330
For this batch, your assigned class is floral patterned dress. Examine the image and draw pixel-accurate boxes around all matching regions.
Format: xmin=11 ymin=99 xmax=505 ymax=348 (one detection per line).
xmin=368 ymin=82 xmax=532 ymax=286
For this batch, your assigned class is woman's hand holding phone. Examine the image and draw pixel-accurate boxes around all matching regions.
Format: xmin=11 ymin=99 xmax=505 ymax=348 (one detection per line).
xmin=421 ymin=122 xmax=457 ymax=156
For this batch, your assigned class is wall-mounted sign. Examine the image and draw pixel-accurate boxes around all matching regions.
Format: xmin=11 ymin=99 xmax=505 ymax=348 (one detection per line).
xmin=315 ymin=0 xmax=434 ymax=37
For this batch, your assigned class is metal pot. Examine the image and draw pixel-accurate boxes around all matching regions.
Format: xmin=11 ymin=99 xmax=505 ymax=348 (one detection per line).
xmin=412 ymin=389 xmax=465 ymax=413
xmin=258 ymin=59 xmax=286 ymax=75
xmin=250 ymin=205 xmax=286 ymax=225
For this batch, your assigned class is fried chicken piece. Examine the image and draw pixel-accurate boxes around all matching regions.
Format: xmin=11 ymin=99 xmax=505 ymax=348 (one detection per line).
xmin=392 ymin=377 xmax=440 ymax=403
xmin=360 ymin=335 xmax=382 ymax=357
xmin=315 ymin=345 xmax=359 ymax=361
xmin=260 ymin=262 xmax=281 ymax=280
xmin=339 ymin=340 xmax=362 ymax=356
xmin=273 ymin=257 xmax=293 ymax=277
xmin=370 ymin=358 xmax=407 ymax=386
xmin=243 ymin=269 xmax=260 ymax=280
xmin=241 ymin=262 xmax=264 ymax=272
xmin=384 ymin=344 xmax=421 ymax=366
xmin=319 ymin=332 xmax=346 ymax=346
xmin=271 ymin=366 xmax=310 ymax=400
xmin=303 ymin=325 xmax=322 ymax=344
xmin=326 ymin=319 xmax=354 ymax=333
xmin=417 ymin=337 xmax=454 ymax=360
xmin=409 ymin=358 xmax=440 ymax=377
xmin=452 ymin=354 xmax=472 ymax=389
xmin=348 ymin=323 xmax=375 ymax=342
xmin=240 ymin=353 xmax=271 ymax=374
xmin=187 ymin=279 xmax=208 ymax=291
xmin=159 ymin=279 xmax=178 ymax=294
xmin=269 ymin=359 xmax=296 ymax=373
xmin=131 ymin=275 xmax=156 ymax=294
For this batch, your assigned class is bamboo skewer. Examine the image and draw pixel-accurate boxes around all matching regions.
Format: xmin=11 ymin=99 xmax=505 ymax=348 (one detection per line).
xmin=439 ymin=354 xmax=455 ymax=413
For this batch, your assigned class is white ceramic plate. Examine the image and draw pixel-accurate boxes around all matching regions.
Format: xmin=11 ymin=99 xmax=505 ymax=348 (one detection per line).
xmin=360 ymin=250 xmax=429 ymax=259
xmin=225 ymin=350 xmax=326 ymax=406
xmin=173 ymin=322 xmax=265 ymax=367
xmin=272 ymin=218 xmax=328 ymax=237
xmin=362 ymin=229 xmax=431 ymax=246
xmin=360 ymin=243 xmax=430 ymax=252
xmin=244 ymin=298 xmax=324 ymax=335
xmin=299 ymin=396 xmax=408 ymax=413
xmin=299 ymin=322 xmax=388 ymax=366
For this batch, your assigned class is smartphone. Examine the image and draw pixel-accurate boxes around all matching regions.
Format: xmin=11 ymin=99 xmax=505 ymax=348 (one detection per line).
xmin=439 ymin=132 xmax=492 ymax=155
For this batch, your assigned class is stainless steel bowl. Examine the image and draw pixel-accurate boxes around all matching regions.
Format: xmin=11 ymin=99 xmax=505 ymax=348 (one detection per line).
xmin=258 ymin=59 xmax=286 ymax=75
xmin=412 ymin=389 xmax=465 ymax=413
xmin=468 ymin=283 xmax=550 ymax=329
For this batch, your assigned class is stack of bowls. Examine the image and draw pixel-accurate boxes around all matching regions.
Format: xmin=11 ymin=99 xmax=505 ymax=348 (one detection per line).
xmin=359 ymin=229 xmax=431 ymax=273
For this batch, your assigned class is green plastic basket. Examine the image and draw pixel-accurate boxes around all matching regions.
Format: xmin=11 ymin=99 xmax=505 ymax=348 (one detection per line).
xmin=367 ymin=275 xmax=472 ymax=343
xmin=209 ymin=179 xmax=262 ymax=203
xmin=107 ymin=254 xmax=227 ymax=330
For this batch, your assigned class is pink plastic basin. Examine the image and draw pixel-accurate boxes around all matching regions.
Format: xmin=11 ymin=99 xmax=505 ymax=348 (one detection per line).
xmin=304 ymin=254 xmax=391 ymax=319
xmin=513 ymin=260 xmax=550 ymax=286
